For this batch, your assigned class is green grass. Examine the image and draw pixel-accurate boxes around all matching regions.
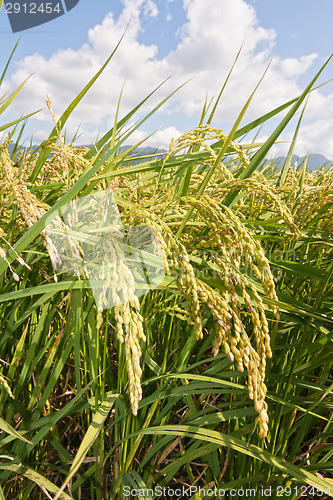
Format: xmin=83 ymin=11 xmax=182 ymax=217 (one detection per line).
xmin=0 ymin=40 xmax=332 ymax=499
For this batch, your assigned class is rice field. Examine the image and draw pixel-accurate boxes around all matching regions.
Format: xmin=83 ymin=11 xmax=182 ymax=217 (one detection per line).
xmin=0 ymin=43 xmax=332 ymax=500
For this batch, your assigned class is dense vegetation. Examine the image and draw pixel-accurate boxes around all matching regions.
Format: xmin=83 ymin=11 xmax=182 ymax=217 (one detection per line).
xmin=0 ymin=42 xmax=332 ymax=499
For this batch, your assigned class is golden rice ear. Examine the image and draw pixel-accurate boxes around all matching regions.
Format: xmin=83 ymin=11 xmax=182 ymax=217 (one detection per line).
xmin=0 ymin=232 xmax=31 ymax=281
xmin=127 ymin=197 xmax=281 ymax=438
xmin=0 ymin=374 xmax=14 ymax=399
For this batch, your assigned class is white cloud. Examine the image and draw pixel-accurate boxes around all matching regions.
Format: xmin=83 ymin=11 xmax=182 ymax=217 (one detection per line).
xmin=118 ymin=0 xmax=158 ymax=21
xmin=278 ymin=54 xmax=317 ymax=79
xmin=294 ymin=116 xmax=333 ymax=159
xmin=127 ymin=125 xmax=182 ymax=150
xmin=143 ymin=0 xmax=159 ymax=18
xmin=3 ymin=0 xmax=332 ymax=157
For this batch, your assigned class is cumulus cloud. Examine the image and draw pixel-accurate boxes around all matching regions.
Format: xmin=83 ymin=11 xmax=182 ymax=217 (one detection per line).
xmin=3 ymin=0 xmax=332 ymax=156
xmin=299 ymin=118 xmax=333 ymax=159
xmin=278 ymin=55 xmax=317 ymax=79
xmin=125 ymin=125 xmax=182 ymax=150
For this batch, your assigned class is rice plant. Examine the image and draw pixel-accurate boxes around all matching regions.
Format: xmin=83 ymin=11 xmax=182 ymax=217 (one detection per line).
xmin=0 ymin=41 xmax=332 ymax=500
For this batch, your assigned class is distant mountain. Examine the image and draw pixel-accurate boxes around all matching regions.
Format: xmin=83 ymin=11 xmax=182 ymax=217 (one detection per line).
xmin=124 ymin=146 xmax=166 ymax=155
xmin=269 ymin=154 xmax=332 ymax=172
xmin=210 ymin=151 xmax=332 ymax=173
xmin=77 ymin=145 xmax=166 ymax=155
xmin=121 ymin=146 xmax=166 ymax=164
xmin=69 ymin=144 xmax=167 ymax=162
xmin=7 ymin=142 xmax=331 ymax=172
xmin=6 ymin=143 xmax=167 ymax=162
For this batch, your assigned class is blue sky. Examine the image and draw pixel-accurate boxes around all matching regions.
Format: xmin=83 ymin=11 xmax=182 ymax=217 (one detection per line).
xmin=1 ymin=0 xmax=333 ymax=158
